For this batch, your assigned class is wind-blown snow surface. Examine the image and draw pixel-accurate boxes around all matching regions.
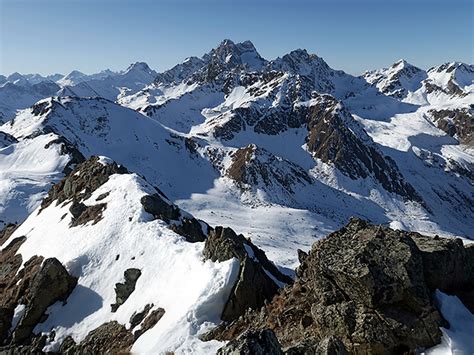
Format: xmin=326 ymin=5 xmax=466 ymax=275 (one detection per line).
xmin=0 ymin=133 xmax=69 ymax=227
xmin=425 ymin=291 xmax=474 ymax=355
xmin=1 ymin=170 xmax=239 ymax=354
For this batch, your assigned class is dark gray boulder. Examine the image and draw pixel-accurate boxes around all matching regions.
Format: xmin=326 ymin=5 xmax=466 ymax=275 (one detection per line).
xmin=133 ymin=307 xmax=165 ymax=340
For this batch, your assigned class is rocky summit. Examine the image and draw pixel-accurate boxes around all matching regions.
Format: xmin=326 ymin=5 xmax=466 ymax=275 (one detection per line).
xmin=0 ymin=36 xmax=473 ymax=354
xmin=205 ymin=218 xmax=474 ymax=354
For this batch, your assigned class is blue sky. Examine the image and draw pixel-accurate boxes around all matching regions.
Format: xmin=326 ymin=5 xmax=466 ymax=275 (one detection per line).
xmin=1 ymin=0 xmax=472 ymax=76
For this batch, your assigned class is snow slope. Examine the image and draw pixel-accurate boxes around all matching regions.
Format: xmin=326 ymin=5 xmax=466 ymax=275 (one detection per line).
xmin=1 ymin=162 xmax=239 ymax=354
xmin=0 ymin=132 xmax=70 ymax=228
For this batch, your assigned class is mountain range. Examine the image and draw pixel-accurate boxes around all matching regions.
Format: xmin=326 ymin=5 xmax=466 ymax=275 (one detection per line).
xmin=0 ymin=39 xmax=473 ymax=354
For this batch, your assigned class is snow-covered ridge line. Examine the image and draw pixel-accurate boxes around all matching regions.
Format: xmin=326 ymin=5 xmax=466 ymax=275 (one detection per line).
xmin=1 ymin=155 xmax=293 ymax=353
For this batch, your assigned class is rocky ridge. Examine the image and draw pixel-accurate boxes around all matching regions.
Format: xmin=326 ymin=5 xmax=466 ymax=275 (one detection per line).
xmin=205 ymin=218 xmax=474 ymax=354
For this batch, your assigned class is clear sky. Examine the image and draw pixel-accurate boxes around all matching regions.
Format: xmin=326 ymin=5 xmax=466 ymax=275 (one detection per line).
xmin=0 ymin=0 xmax=472 ymax=76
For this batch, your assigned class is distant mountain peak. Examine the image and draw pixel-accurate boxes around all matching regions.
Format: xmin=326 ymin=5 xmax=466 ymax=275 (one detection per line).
xmin=65 ymin=70 xmax=86 ymax=78
xmin=124 ymin=62 xmax=154 ymax=74
xmin=207 ymin=39 xmax=266 ymax=71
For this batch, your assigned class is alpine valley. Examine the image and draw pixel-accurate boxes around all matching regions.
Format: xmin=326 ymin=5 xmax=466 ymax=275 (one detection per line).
xmin=0 ymin=40 xmax=473 ymax=354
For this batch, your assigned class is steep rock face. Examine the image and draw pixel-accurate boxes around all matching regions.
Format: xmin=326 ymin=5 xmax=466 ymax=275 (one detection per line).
xmin=411 ymin=234 xmax=474 ymax=311
xmin=0 ymin=232 xmax=76 ymax=346
xmin=427 ymin=107 xmax=473 ymax=146
xmin=305 ymin=95 xmax=421 ymax=201
xmin=206 ymin=219 xmax=474 ymax=354
xmin=363 ymin=59 xmax=427 ymax=98
xmin=203 ymin=226 xmax=292 ymax=321
xmin=226 ymin=144 xmax=312 ymax=195
xmin=11 ymin=258 xmax=77 ymax=344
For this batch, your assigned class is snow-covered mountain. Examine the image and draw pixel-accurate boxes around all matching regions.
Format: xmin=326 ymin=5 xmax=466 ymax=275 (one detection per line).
xmin=363 ymin=59 xmax=428 ymax=98
xmin=0 ymin=39 xmax=473 ymax=354
xmin=0 ymin=63 xmax=156 ymax=123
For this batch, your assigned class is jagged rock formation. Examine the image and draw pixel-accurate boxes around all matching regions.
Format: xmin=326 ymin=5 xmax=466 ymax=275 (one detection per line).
xmin=203 ymin=226 xmax=292 ymax=321
xmin=363 ymin=59 xmax=427 ymax=98
xmin=205 ymin=218 xmax=474 ymax=354
xmin=40 ymin=156 xmax=127 ymax=211
xmin=11 ymin=259 xmax=77 ymax=344
xmin=0 ymin=232 xmax=76 ymax=346
xmin=427 ymin=107 xmax=473 ymax=146
xmin=226 ymin=144 xmax=312 ymax=194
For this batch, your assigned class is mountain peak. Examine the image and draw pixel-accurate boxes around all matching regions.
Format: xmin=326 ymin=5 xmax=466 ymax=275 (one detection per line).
xmin=391 ymin=59 xmax=422 ymax=72
xmin=270 ymin=48 xmax=330 ymax=78
xmin=208 ymin=39 xmax=265 ymax=70
xmin=393 ymin=58 xmax=408 ymax=67
xmin=125 ymin=62 xmax=154 ymax=74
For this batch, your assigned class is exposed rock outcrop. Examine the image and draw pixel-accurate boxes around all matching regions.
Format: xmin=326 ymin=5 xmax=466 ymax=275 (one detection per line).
xmin=11 ymin=258 xmax=77 ymax=344
xmin=40 ymin=156 xmax=127 ymax=212
xmin=226 ymin=144 xmax=312 ymax=195
xmin=0 ymin=132 xmax=18 ymax=148
xmin=427 ymin=107 xmax=473 ymax=146
xmin=205 ymin=218 xmax=474 ymax=354
xmin=111 ymin=268 xmax=141 ymax=312
xmin=43 ymin=136 xmax=85 ymax=175
xmin=59 ymin=307 xmax=166 ymax=353
xmin=0 ymin=237 xmax=76 ymax=347
xmin=306 ymin=95 xmax=421 ymax=202
xmin=0 ymin=224 xmax=18 ymax=247
xmin=59 ymin=321 xmax=134 ymax=354
xmin=140 ymin=193 xmax=206 ymax=242
xmin=133 ymin=307 xmax=166 ymax=340
xmin=203 ymin=226 xmax=292 ymax=321
xmin=217 ymin=329 xmax=283 ymax=355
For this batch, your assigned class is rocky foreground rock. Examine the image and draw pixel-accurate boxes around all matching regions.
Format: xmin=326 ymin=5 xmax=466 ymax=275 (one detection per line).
xmin=208 ymin=218 xmax=474 ymax=354
xmin=203 ymin=226 xmax=293 ymax=322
